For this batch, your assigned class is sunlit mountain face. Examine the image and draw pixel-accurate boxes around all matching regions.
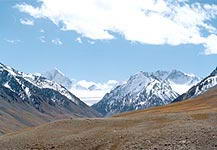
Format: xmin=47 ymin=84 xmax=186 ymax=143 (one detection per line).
xmin=92 ymin=70 xmax=201 ymax=116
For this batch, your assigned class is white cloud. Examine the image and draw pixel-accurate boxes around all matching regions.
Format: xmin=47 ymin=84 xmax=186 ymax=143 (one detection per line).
xmin=70 ymin=80 xmax=122 ymax=105
xmin=4 ymin=39 xmax=21 ymax=44
xmin=39 ymin=36 xmax=46 ymax=43
xmin=51 ymin=38 xmax=62 ymax=45
xmin=75 ymin=37 xmax=82 ymax=43
xmin=88 ymin=40 xmax=95 ymax=45
xmin=16 ymin=0 xmax=217 ymax=54
xmin=40 ymin=29 xmax=45 ymax=33
xmin=204 ymin=34 xmax=217 ymax=55
xmin=20 ymin=18 xmax=34 ymax=25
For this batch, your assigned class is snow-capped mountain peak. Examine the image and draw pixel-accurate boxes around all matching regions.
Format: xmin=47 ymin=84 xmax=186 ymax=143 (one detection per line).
xmin=42 ymin=68 xmax=74 ymax=89
xmin=0 ymin=64 xmax=84 ymax=105
xmin=152 ymin=70 xmax=170 ymax=80
xmin=0 ymin=63 xmax=101 ymax=118
xmin=92 ymin=69 xmax=200 ymax=116
xmin=42 ymin=69 xmax=121 ymax=105
xmin=165 ymin=70 xmax=201 ymax=94
xmin=166 ymin=70 xmax=198 ymax=84
xmin=124 ymin=71 xmax=160 ymax=95
xmin=0 ymin=63 xmax=20 ymax=76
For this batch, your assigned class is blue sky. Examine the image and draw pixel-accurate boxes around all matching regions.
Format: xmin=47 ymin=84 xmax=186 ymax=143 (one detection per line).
xmin=1 ymin=0 xmax=217 ymax=82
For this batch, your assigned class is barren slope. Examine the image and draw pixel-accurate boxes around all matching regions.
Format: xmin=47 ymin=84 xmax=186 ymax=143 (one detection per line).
xmin=0 ymin=96 xmax=92 ymax=136
xmin=0 ymin=87 xmax=217 ymax=150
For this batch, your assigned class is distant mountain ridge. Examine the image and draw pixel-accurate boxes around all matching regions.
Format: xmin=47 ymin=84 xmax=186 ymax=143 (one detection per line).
xmin=43 ymin=68 xmax=121 ymax=105
xmin=0 ymin=63 xmax=101 ymax=134
xmin=153 ymin=70 xmax=200 ymax=94
xmin=92 ymin=70 xmax=200 ymax=116
xmin=42 ymin=68 xmax=73 ymax=89
xmin=173 ymin=67 xmax=217 ymax=102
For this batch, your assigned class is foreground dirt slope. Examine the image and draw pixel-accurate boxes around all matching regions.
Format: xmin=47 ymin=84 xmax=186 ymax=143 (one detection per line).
xmin=0 ymin=88 xmax=217 ymax=150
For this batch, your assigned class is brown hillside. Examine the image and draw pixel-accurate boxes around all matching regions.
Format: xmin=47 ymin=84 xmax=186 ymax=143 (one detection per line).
xmin=0 ymin=88 xmax=217 ymax=150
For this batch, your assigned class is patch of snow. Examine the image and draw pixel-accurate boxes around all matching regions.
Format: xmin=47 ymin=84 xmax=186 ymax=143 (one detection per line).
xmin=3 ymin=82 xmax=11 ymax=89
xmin=168 ymin=81 xmax=197 ymax=95
xmin=24 ymin=87 xmax=31 ymax=97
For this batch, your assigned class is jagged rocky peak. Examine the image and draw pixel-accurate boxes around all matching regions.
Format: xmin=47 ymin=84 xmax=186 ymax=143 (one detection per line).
xmin=128 ymin=71 xmax=150 ymax=83
xmin=128 ymin=71 xmax=163 ymax=84
xmin=0 ymin=63 xmax=19 ymax=75
xmin=129 ymin=71 xmax=149 ymax=78
xmin=42 ymin=68 xmax=73 ymax=89
xmin=152 ymin=70 xmax=169 ymax=80
xmin=166 ymin=69 xmax=199 ymax=84
xmin=46 ymin=68 xmax=65 ymax=78
xmin=92 ymin=71 xmax=175 ymax=116
xmin=168 ymin=69 xmax=186 ymax=80
xmin=169 ymin=69 xmax=191 ymax=79
xmin=123 ymin=71 xmax=158 ymax=95
xmin=0 ymin=64 xmax=75 ymax=104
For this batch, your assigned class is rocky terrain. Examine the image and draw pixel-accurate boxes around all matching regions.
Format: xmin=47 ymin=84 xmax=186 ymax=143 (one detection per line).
xmin=0 ymin=86 xmax=216 ymax=150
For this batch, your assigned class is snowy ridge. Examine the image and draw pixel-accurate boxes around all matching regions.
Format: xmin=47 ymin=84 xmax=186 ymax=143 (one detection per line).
xmin=174 ymin=67 xmax=217 ymax=102
xmin=43 ymin=68 xmax=121 ymax=105
xmin=164 ymin=70 xmax=200 ymax=94
xmin=92 ymin=70 xmax=200 ymax=116
xmin=0 ymin=63 xmax=101 ymax=118
xmin=25 ymin=75 xmax=78 ymax=104
xmin=42 ymin=68 xmax=73 ymax=89
xmin=0 ymin=63 xmax=80 ymax=104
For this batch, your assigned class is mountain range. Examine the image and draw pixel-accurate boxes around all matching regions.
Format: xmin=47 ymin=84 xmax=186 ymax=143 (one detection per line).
xmin=43 ymin=68 xmax=73 ymax=89
xmin=1 ymin=80 xmax=217 ymax=149
xmin=37 ymin=67 xmax=217 ymax=117
xmin=1 ymin=62 xmax=217 ymax=135
xmin=92 ymin=70 xmax=201 ymax=116
xmin=42 ymin=68 xmax=121 ymax=105
xmin=0 ymin=63 xmax=100 ymax=134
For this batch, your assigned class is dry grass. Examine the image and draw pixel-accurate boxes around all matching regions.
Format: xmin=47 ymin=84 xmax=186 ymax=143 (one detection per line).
xmin=191 ymin=113 xmax=209 ymax=120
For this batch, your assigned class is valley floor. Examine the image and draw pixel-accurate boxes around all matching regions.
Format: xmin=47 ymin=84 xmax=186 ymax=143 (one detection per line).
xmin=0 ymin=88 xmax=217 ymax=150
